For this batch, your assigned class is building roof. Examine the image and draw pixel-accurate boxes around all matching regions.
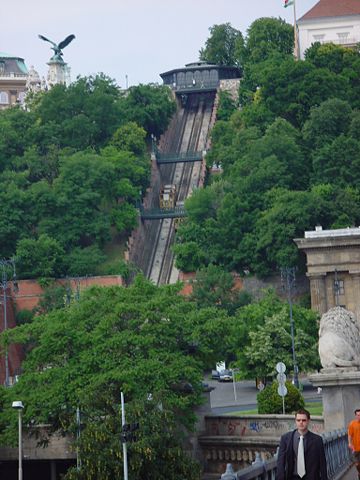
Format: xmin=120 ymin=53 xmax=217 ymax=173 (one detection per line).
xmin=0 ymin=52 xmax=28 ymax=75
xmin=299 ymin=0 xmax=360 ymax=21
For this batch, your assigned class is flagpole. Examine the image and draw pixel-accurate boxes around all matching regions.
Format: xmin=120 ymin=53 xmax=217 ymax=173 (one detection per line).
xmin=293 ymin=0 xmax=299 ymax=59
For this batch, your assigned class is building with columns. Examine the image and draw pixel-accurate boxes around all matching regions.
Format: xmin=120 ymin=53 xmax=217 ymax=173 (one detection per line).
xmin=298 ymin=0 xmax=360 ymax=59
xmin=294 ymin=226 xmax=360 ymax=319
xmin=0 ymin=52 xmax=28 ymax=109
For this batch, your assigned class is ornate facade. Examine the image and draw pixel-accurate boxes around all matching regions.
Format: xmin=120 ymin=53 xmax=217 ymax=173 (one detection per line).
xmin=294 ymin=226 xmax=360 ymax=319
xmin=298 ymin=0 xmax=360 ymax=58
xmin=0 ymin=53 xmax=28 ymax=109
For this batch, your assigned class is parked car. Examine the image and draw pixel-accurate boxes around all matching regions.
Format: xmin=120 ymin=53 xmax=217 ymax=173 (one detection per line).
xmin=219 ymin=369 xmax=233 ymax=382
xmin=211 ymin=370 xmax=220 ymax=380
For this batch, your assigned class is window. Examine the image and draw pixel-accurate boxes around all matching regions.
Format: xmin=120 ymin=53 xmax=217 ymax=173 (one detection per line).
xmin=337 ymin=32 xmax=349 ymax=44
xmin=17 ymin=92 xmax=25 ymax=103
xmin=313 ymin=34 xmax=325 ymax=42
xmin=0 ymin=91 xmax=9 ymax=104
xmin=334 ymin=279 xmax=345 ymax=295
xmin=0 ymin=61 xmax=5 ymax=74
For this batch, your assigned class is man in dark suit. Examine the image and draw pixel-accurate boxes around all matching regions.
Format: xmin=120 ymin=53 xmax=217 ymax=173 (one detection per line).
xmin=276 ymin=408 xmax=328 ymax=480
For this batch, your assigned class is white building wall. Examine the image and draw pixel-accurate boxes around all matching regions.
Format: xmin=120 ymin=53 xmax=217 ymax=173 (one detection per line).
xmin=298 ymin=14 xmax=360 ymax=58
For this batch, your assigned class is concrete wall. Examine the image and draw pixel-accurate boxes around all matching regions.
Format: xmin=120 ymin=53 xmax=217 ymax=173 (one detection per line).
xmin=0 ymin=275 xmax=123 ymax=384
xmin=12 ymin=276 xmax=123 ymax=313
xmin=200 ymin=414 xmax=324 ymax=474
xmin=0 ymin=429 xmax=76 ymax=461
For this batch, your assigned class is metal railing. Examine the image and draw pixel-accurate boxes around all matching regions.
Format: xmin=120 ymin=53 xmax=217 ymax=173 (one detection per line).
xmin=0 ymin=73 xmax=27 ymax=79
xmin=174 ymin=81 xmax=219 ymax=92
xmin=155 ymin=150 xmax=203 ymax=164
xmin=219 ymin=429 xmax=352 ymax=480
xmin=139 ymin=205 xmax=187 ymax=220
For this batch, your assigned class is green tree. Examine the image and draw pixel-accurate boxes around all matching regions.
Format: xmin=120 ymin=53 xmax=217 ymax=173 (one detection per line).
xmin=238 ymin=17 xmax=293 ymax=66
xmin=0 ymin=107 xmax=33 ymax=171
xmin=31 ymin=75 xmax=122 ymax=150
xmin=0 ymin=277 xmax=230 ymax=479
xmin=243 ymin=308 xmax=319 ymax=379
xmin=302 ymin=98 xmax=353 ymax=150
xmin=118 ymin=84 xmax=176 ymax=138
xmin=257 ymin=381 xmax=305 ymax=414
xmin=216 ymin=91 xmax=238 ymax=121
xmin=199 ymin=23 xmax=243 ymax=67
xmin=65 ymin=245 xmax=107 ymax=276
xmin=110 ymin=121 xmax=147 ymax=156
xmin=16 ymin=234 xmax=65 ymax=279
xmin=311 ymin=136 xmax=360 ymax=188
xmin=190 ymin=264 xmax=251 ymax=314
xmin=259 ymin=59 xmax=350 ymax=128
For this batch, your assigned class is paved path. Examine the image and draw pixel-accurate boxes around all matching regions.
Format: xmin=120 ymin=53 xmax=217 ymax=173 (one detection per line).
xmin=208 ymin=377 xmax=321 ymax=414
xmin=344 ymin=466 xmax=359 ymax=480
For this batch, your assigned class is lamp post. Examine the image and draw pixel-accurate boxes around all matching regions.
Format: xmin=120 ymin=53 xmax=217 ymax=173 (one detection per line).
xmin=76 ymin=406 xmax=81 ymax=471
xmin=0 ymin=258 xmax=18 ymax=387
xmin=12 ymin=400 xmax=24 ymax=480
xmin=232 ymin=368 xmax=239 ymax=402
xmin=121 ymin=392 xmax=129 ymax=480
xmin=280 ymin=267 xmax=299 ymax=388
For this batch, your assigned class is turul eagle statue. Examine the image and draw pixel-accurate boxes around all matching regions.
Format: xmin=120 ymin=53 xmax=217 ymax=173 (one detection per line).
xmin=38 ymin=34 xmax=75 ymax=59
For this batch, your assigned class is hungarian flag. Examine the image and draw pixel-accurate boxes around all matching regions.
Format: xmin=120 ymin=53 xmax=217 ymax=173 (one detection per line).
xmin=284 ymin=0 xmax=294 ymax=7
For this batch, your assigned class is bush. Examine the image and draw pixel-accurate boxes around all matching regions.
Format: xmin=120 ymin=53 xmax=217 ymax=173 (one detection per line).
xmin=15 ymin=309 xmax=35 ymax=325
xmin=257 ymin=381 xmax=305 ymax=414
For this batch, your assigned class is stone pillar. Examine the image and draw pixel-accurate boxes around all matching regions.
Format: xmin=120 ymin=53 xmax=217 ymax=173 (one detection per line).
xmin=350 ymin=272 xmax=360 ymax=321
xmin=309 ymin=369 xmax=360 ymax=432
xmin=308 ymin=274 xmax=327 ymax=316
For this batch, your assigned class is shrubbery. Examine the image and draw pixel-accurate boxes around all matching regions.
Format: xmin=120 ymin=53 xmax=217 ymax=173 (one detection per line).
xmin=257 ymin=381 xmax=305 ymax=414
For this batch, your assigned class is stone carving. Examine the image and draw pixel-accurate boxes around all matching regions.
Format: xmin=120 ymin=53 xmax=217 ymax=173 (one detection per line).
xmin=319 ymin=306 xmax=360 ymax=368
xmin=38 ymin=34 xmax=75 ymax=62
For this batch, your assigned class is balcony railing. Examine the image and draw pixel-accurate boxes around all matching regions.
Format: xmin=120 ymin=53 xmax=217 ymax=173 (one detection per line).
xmin=0 ymin=72 xmax=27 ymax=79
xmin=219 ymin=429 xmax=352 ymax=480
xmin=155 ymin=151 xmax=203 ymax=164
xmin=316 ymin=37 xmax=359 ymax=46
xmin=139 ymin=205 xmax=187 ymax=220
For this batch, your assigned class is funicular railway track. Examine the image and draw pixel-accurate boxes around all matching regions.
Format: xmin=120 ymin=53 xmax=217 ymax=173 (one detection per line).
xmin=129 ymin=62 xmax=240 ymax=286
xmin=148 ymin=91 xmax=215 ymax=285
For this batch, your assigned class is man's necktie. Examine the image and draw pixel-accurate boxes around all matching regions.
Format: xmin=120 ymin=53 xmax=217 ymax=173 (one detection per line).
xmin=297 ymin=435 xmax=306 ymax=478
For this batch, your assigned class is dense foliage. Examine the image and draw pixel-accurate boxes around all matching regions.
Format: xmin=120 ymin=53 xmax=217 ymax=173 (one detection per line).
xmin=176 ymin=29 xmax=360 ymax=276
xmin=225 ymin=290 xmax=320 ymax=378
xmin=0 ymin=77 xmax=175 ymax=278
xmin=0 ymin=277 xmax=230 ymax=479
xmin=257 ymin=381 xmax=305 ymax=414
xmin=199 ymin=23 xmax=243 ymax=67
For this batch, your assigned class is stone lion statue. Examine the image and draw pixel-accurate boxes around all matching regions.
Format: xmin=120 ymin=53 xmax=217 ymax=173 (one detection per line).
xmin=319 ymin=306 xmax=360 ymax=369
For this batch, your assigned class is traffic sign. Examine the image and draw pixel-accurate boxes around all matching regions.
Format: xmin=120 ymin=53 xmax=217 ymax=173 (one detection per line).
xmin=276 ymin=362 xmax=286 ymax=374
xmin=278 ymin=384 xmax=288 ymax=397
xmin=277 ymin=373 xmax=286 ymax=384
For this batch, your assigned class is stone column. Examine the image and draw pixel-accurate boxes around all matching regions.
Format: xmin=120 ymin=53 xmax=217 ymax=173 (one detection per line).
xmin=350 ymin=272 xmax=360 ymax=321
xmin=308 ymin=274 xmax=327 ymax=316
xmin=309 ymin=369 xmax=360 ymax=432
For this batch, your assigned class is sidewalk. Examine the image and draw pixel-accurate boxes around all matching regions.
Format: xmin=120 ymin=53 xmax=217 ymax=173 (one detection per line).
xmin=341 ymin=465 xmax=359 ymax=480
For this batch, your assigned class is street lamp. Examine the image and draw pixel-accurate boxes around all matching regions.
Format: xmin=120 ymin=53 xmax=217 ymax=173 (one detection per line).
xmin=1 ymin=258 xmax=18 ymax=387
xmin=280 ymin=267 xmax=299 ymax=388
xmin=12 ymin=400 xmax=24 ymax=480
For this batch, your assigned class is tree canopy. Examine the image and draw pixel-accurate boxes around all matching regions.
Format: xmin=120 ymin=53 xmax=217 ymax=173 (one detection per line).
xmin=176 ymin=37 xmax=360 ymax=276
xmin=0 ymin=277 xmax=230 ymax=479
xmin=199 ymin=23 xmax=243 ymax=67
xmin=0 ymin=75 xmax=176 ymax=278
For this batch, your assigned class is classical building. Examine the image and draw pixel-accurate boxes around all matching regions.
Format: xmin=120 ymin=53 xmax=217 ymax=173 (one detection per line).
xmin=294 ymin=226 xmax=360 ymax=319
xmin=0 ymin=52 xmax=28 ymax=109
xmin=298 ymin=0 xmax=360 ymax=58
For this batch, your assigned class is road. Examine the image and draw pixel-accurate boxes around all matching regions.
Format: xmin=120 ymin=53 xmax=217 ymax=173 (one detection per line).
xmin=208 ymin=377 xmax=322 ymax=414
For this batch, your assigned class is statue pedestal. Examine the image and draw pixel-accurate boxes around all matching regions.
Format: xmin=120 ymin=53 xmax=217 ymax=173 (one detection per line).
xmin=309 ymin=369 xmax=360 ymax=431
